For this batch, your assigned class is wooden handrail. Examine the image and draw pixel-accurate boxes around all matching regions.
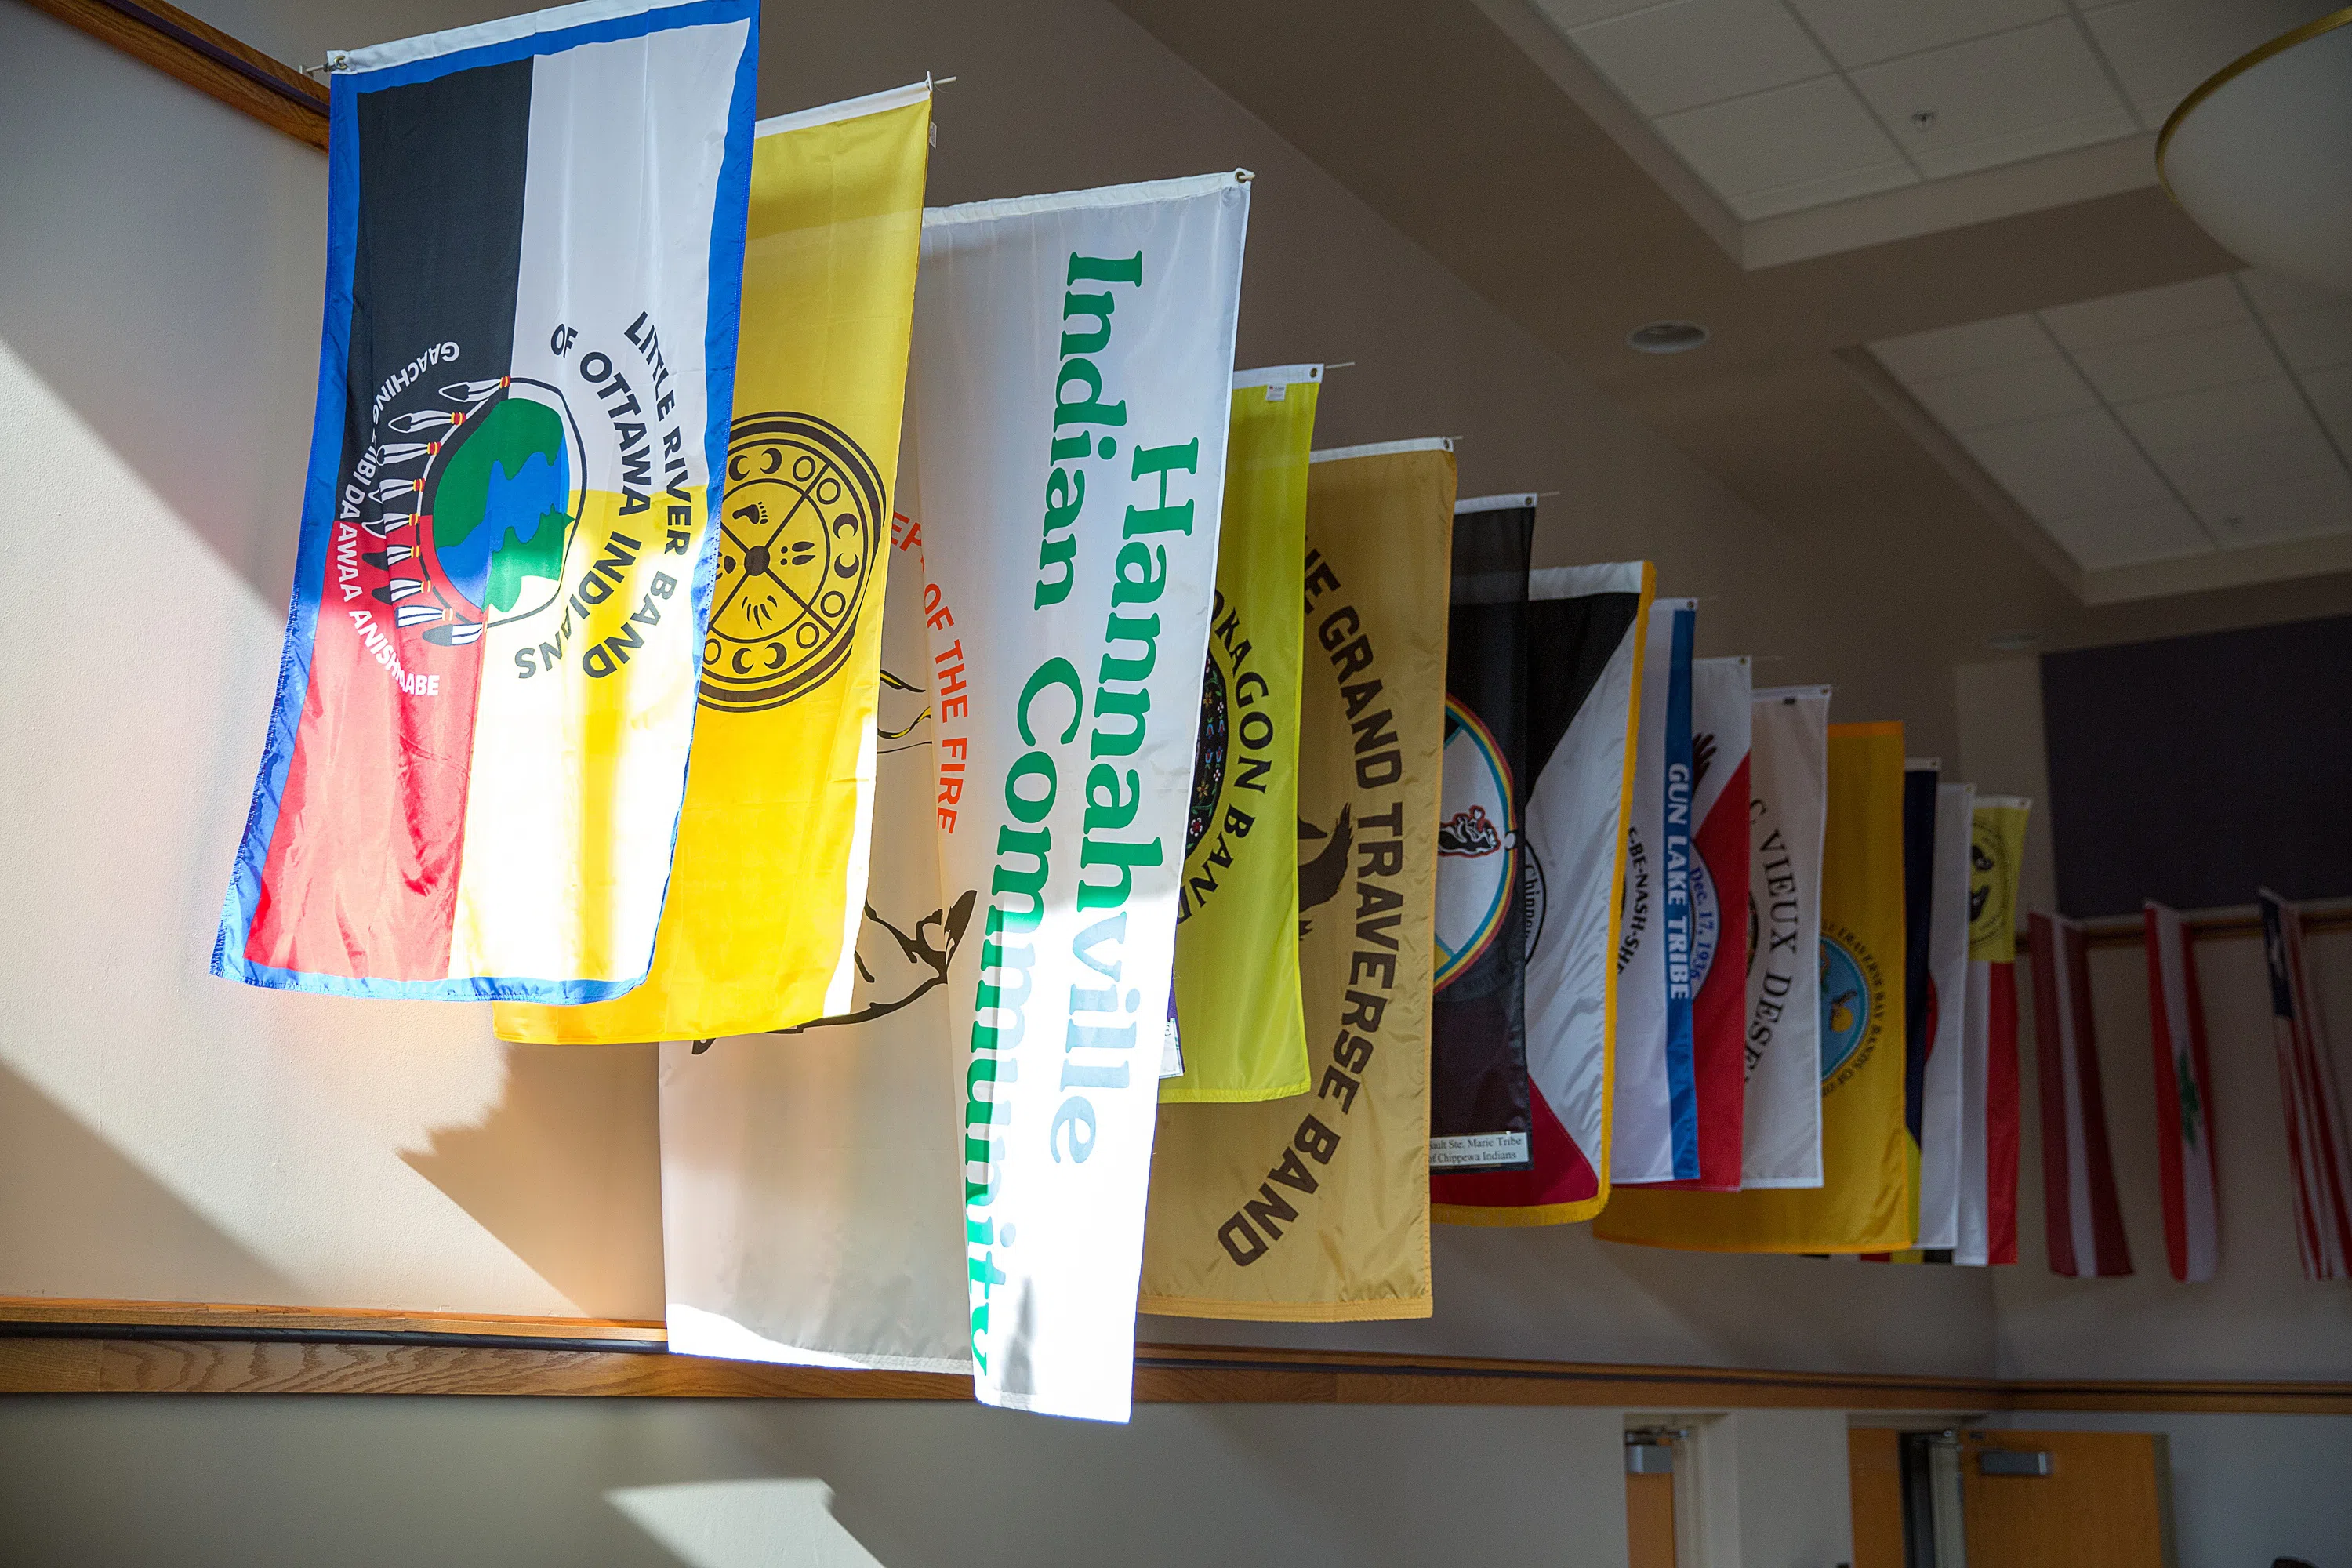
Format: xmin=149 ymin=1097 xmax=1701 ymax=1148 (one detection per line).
xmin=4 ymin=1298 xmax=2347 ymax=1413
xmin=24 ymin=0 xmax=328 ymax=149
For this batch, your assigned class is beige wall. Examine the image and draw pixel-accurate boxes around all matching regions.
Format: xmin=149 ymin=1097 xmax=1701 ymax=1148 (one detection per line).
xmin=0 ymin=1396 xmax=1634 ymax=1567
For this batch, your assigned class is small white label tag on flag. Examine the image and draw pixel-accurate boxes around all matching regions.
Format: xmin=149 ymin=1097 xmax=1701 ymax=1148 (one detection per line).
xmin=1431 ymin=1131 xmax=1530 ymax=1168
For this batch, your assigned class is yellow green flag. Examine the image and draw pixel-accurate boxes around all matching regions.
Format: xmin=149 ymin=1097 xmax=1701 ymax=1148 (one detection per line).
xmin=1160 ymin=367 xmax=1323 ymax=1102
xmin=1969 ymin=797 xmax=2031 ymax=963
xmin=495 ymin=84 xmax=931 ymax=1044
xmin=1595 ymin=720 xmax=1911 ymax=1252
xmin=1142 ymin=437 xmax=1455 ymax=1319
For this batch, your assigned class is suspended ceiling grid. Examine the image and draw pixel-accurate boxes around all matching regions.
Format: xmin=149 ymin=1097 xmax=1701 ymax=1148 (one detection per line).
xmin=1872 ymin=273 xmax=2352 ymax=573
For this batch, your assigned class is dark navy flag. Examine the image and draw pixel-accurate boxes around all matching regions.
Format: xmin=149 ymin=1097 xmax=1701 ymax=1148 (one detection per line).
xmin=1429 ymin=496 xmax=1535 ymax=1171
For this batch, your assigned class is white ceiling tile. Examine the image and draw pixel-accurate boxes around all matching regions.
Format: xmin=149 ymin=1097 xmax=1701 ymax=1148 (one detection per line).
xmin=2238 ymin=268 xmax=2347 ymax=318
xmin=1907 ymin=356 xmax=2096 ymax=431
xmin=1870 ymin=314 xmax=2053 ymax=383
xmin=1724 ymin=159 xmax=1918 ymax=218
xmin=1959 ymin=408 xmax=2172 ymax=518
xmin=1785 ymin=0 xmax=2063 ymax=70
xmin=2189 ymin=470 xmax=2352 ymax=550
xmin=1569 ymin=0 xmax=1830 ymax=117
xmin=2081 ymin=0 xmax=2336 ymax=125
xmin=1654 ymin=76 xmax=1907 ymax=201
xmin=2038 ymin=497 xmax=2212 ymax=569
xmin=2118 ymin=378 xmax=2343 ymax=495
xmin=1904 ymin=107 xmax=2140 ymax=179
xmin=2263 ymin=302 xmax=2352 ymax=375
xmin=1530 ymin=0 xmax=1672 ymax=31
xmin=2070 ymin=320 xmax=2282 ymax=405
xmin=1851 ymin=20 xmax=2133 ymax=179
xmin=2300 ymin=364 xmax=2352 ymax=452
xmin=2038 ymin=274 xmax=2245 ymax=351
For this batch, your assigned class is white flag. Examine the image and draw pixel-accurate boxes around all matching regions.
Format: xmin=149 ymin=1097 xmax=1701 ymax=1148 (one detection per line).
xmin=656 ymin=455 xmax=971 ymax=1375
xmin=913 ymin=173 xmax=1249 ymax=1420
xmin=1742 ymin=685 xmax=1829 ymax=1188
xmin=1916 ymin=781 xmax=1975 ymax=1250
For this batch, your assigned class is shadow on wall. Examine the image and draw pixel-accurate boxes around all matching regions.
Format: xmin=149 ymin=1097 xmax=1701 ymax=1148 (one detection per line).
xmin=0 ymin=1062 xmax=299 ymax=1305
xmin=0 ymin=5 xmax=327 ymax=612
xmin=401 ymin=1041 xmax=666 ymax=1321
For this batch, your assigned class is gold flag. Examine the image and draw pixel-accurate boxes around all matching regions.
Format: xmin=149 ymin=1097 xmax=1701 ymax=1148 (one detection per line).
xmin=1140 ymin=439 xmax=1454 ymax=1319
xmin=497 ymin=84 xmax=931 ymax=1044
xmin=1969 ymin=797 xmax=2031 ymax=963
xmin=1163 ymin=368 xmax=1322 ymax=1102
xmin=1595 ymin=720 xmax=1911 ymax=1252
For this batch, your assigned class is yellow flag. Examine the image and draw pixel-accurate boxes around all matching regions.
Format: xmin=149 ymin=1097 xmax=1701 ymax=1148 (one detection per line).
xmin=1141 ymin=438 xmax=1455 ymax=1319
xmin=1595 ymin=720 xmax=1911 ymax=1252
xmin=1162 ymin=368 xmax=1323 ymax=1102
xmin=496 ymin=85 xmax=931 ymax=1044
xmin=1969 ymin=797 xmax=2031 ymax=963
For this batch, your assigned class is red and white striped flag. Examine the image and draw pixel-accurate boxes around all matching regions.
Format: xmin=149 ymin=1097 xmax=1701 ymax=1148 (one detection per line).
xmin=2029 ymin=913 xmax=2133 ymax=1277
xmin=2143 ymin=904 xmax=2220 ymax=1282
xmin=2259 ymin=891 xmax=2352 ymax=1281
xmin=1957 ymin=797 xmax=2029 ymax=1266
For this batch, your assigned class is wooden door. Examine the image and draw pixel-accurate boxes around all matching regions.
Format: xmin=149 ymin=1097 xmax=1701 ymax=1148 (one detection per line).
xmin=1847 ymin=1428 xmax=1905 ymax=1568
xmin=1961 ymin=1430 xmax=2169 ymax=1568
xmin=1625 ymin=1468 xmax=1675 ymax=1568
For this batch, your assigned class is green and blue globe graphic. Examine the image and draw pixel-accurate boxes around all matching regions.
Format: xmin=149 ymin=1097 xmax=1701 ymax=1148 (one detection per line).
xmin=424 ymin=386 xmax=581 ymax=624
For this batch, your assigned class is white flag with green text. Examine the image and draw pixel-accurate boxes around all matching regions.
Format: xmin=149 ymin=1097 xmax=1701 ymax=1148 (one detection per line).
xmin=913 ymin=172 xmax=1249 ymax=1421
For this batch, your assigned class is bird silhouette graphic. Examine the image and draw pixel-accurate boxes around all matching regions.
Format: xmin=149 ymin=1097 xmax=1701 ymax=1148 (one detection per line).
xmin=1297 ymin=806 xmax=1354 ymax=935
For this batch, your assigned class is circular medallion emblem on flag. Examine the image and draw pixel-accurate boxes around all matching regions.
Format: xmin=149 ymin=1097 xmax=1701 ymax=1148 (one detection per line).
xmin=376 ymin=376 xmax=587 ymax=647
xmin=1186 ymin=649 xmax=1229 ymax=855
xmin=702 ymin=411 xmax=883 ymax=713
xmin=1434 ymin=694 xmax=1517 ymax=988
xmin=1817 ymin=926 xmax=1885 ymax=1083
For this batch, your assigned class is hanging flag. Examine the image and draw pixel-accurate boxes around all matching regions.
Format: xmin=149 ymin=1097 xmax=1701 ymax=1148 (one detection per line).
xmin=1893 ymin=761 xmax=1940 ymax=1240
xmin=1911 ymin=781 xmax=1976 ymax=1256
xmin=658 ymin=466 xmax=970 ymax=1374
xmin=2143 ymin=902 xmax=2220 ymax=1283
xmin=1597 ymin=721 xmax=1910 ymax=1253
xmin=2259 ymin=891 xmax=2352 ymax=1281
xmin=1958 ymin=796 xmax=2030 ymax=1267
xmin=1142 ymin=437 xmax=1454 ymax=1316
xmin=499 ymin=80 xmax=931 ymax=1044
xmin=1743 ymin=685 xmax=1830 ymax=1189
xmin=2029 ymin=912 xmax=2134 ymax=1278
xmin=1613 ymin=598 xmax=1699 ymax=1185
xmin=213 ymin=0 xmax=760 ymax=998
xmin=1434 ymin=561 xmax=1652 ymax=1225
xmin=1430 ymin=496 xmax=1537 ymax=1172
xmin=1163 ymin=365 xmax=1322 ymax=1102
xmin=1685 ymin=656 xmax=1751 ymax=1189
xmin=913 ymin=172 xmax=1249 ymax=1421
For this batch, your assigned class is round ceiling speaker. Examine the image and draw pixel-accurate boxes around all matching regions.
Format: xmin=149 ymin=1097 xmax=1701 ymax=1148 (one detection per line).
xmin=2158 ymin=9 xmax=2352 ymax=294
xmin=1626 ymin=321 xmax=1710 ymax=354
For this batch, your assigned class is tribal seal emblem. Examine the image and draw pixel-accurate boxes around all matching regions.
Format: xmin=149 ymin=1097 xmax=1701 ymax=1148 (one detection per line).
xmin=1433 ymin=693 xmax=1518 ymax=989
xmin=365 ymin=374 xmax=586 ymax=647
xmin=702 ymin=412 xmax=883 ymax=713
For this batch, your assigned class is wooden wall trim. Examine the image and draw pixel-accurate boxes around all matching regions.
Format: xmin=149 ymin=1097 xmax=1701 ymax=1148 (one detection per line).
xmin=24 ymin=0 xmax=329 ymax=149
xmin=0 ymin=1297 xmax=666 ymax=1346
xmin=4 ymin=1302 xmax=2347 ymax=1412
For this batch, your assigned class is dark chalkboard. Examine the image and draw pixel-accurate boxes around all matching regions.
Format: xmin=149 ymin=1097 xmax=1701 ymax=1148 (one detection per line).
xmin=2042 ymin=613 xmax=2352 ymax=916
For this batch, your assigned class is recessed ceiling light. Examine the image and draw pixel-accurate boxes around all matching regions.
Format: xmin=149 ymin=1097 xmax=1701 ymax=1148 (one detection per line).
xmin=1985 ymin=630 xmax=2042 ymax=652
xmin=1626 ymin=321 xmax=1709 ymax=355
